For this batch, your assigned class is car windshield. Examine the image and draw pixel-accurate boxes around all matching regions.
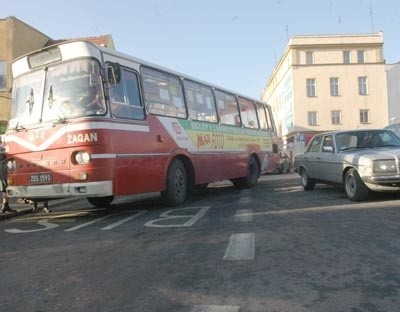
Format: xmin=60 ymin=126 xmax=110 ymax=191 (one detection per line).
xmin=336 ymin=130 xmax=400 ymax=151
xmin=9 ymin=58 xmax=106 ymax=130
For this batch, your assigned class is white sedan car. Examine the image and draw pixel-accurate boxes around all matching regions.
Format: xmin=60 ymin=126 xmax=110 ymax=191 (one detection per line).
xmin=294 ymin=129 xmax=400 ymax=201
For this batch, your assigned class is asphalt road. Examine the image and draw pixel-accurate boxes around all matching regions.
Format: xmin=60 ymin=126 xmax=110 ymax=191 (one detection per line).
xmin=1 ymin=173 xmax=400 ymax=312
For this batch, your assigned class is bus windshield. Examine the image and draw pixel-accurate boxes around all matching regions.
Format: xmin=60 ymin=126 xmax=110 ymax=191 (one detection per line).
xmin=9 ymin=58 xmax=106 ymax=130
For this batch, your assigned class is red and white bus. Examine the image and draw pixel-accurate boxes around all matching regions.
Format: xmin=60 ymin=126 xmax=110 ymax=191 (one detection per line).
xmin=4 ymin=40 xmax=279 ymax=207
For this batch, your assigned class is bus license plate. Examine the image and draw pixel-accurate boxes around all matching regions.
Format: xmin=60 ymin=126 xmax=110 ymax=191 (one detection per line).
xmin=30 ymin=173 xmax=52 ymax=184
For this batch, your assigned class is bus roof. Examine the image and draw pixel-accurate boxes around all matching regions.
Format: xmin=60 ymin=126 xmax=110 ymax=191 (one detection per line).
xmin=12 ymin=39 xmax=268 ymax=106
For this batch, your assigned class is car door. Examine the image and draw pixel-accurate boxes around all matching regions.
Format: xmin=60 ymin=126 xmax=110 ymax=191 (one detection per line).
xmin=317 ymin=134 xmax=341 ymax=182
xmin=301 ymin=135 xmax=323 ymax=179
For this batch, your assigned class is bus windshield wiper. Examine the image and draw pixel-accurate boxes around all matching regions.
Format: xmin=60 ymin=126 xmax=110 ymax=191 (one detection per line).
xmin=14 ymin=124 xmax=27 ymax=132
xmin=52 ymin=116 xmax=68 ymax=125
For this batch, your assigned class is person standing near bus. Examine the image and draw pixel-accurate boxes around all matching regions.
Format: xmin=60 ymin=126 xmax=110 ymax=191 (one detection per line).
xmin=1 ymin=142 xmax=15 ymax=213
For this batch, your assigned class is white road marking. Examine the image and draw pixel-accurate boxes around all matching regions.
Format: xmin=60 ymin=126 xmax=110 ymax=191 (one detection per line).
xmin=235 ymin=209 xmax=253 ymax=222
xmin=223 ymin=233 xmax=255 ymax=261
xmin=145 ymin=206 xmax=210 ymax=228
xmin=251 ymin=199 xmax=400 ymax=217
xmin=238 ymin=196 xmax=252 ymax=204
xmin=191 ymin=305 xmax=240 ymax=312
xmin=101 ymin=210 xmax=146 ymax=230
xmin=4 ymin=219 xmax=59 ymax=234
xmin=64 ymin=215 xmax=112 ymax=232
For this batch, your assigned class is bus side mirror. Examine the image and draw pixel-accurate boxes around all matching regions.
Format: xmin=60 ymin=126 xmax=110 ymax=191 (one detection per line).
xmin=106 ymin=62 xmax=121 ymax=86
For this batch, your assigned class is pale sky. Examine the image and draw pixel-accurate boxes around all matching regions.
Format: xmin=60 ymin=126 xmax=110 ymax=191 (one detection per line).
xmin=3 ymin=0 xmax=400 ymax=99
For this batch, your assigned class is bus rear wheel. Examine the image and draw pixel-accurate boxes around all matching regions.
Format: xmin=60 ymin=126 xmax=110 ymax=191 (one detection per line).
xmin=87 ymin=196 xmax=114 ymax=208
xmin=162 ymin=158 xmax=187 ymax=206
xmin=232 ymin=156 xmax=259 ymax=188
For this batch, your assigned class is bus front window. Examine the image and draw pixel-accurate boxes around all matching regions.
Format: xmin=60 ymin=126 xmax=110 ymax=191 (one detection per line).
xmin=9 ymin=70 xmax=44 ymax=130
xmin=9 ymin=59 xmax=106 ymax=129
xmin=42 ymin=59 xmax=106 ymax=121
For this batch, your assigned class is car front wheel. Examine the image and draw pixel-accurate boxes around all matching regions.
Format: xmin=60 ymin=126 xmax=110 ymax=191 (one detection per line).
xmin=344 ymin=168 xmax=369 ymax=201
xmin=300 ymin=168 xmax=315 ymax=191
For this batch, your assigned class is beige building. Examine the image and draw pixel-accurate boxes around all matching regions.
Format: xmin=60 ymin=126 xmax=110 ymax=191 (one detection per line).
xmin=262 ymin=32 xmax=388 ymax=158
xmin=0 ymin=17 xmax=51 ymax=132
xmin=386 ymin=62 xmax=400 ymax=124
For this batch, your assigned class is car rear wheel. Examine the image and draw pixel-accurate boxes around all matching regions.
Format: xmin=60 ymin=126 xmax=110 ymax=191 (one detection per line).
xmin=300 ymin=168 xmax=315 ymax=191
xmin=344 ymin=168 xmax=369 ymax=201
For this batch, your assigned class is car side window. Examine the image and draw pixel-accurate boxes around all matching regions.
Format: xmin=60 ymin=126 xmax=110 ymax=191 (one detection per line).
xmin=307 ymin=135 xmax=323 ymax=153
xmin=322 ymin=135 xmax=334 ymax=152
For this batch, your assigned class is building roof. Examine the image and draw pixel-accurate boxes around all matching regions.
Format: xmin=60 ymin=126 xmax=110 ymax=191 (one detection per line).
xmin=46 ymin=34 xmax=115 ymax=50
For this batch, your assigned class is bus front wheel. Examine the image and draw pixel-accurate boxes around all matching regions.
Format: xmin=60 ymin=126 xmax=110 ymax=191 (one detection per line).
xmin=162 ymin=158 xmax=187 ymax=206
xmin=87 ymin=196 xmax=114 ymax=208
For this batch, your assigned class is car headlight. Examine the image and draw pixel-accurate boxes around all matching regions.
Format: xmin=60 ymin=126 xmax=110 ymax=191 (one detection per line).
xmin=373 ymin=160 xmax=397 ymax=174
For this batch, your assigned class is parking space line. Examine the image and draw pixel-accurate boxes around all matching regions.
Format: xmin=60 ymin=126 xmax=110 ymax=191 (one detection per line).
xmin=64 ymin=215 xmax=112 ymax=232
xmin=191 ymin=305 xmax=240 ymax=312
xmin=101 ymin=210 xmax=146 ymax=230
xmin=238 ymin=196 xmax=252 ymax=204
xmin=235 ymin=209 xmax=253 ymax=222
xmin=223 ymin=233 xmax=255 ymax=261
xmin=4 ymin=219 xmax=59 ymax=234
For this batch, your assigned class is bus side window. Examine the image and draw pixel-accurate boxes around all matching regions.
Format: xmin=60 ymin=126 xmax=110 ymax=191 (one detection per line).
xmin=141 ymin=67 xmax=187 ymax=119
xmin=183 ymin=80 xmax=217 ymax=123
xmin=265 ymin=105 xmax=276 ymax=133
xmin=215 ymin=90 xmax=240 ymax=126
xmin=255 ymin=102 xmax=269 ymax=130
xmin=238 ymin=97 xmax=259 ymax=129
xmin=110 ymin=68 xmax=144 ymax=120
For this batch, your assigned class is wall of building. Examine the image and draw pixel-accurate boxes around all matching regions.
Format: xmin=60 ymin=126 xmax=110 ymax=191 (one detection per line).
xmin=0 ymin=18 xmax=12 ymax=131
xmin=262 ymin=32 xmax=389 ymax=158
xmin=292 ymin=63 xmax=388 ymax=130
xmin=386 ymin=62 xmax=400 ymax=124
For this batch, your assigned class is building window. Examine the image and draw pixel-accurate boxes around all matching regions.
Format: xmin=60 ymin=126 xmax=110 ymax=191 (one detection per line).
xmin=306 ymin=79 xmax=316 ymax=97
xmin=357 ymin=50 xmax=365 ymax=63
xmin=308 ymin=111 xmax=318 ymax=126
xmin=0 ymin=61 xmax=6 ymax=91
xmin=331 ymin=110 xmax=341 ymax=125
xmin=306 ymin=51 xmax=314 ymax=65
xmin=343 ymin=50 xmax=351 ymax=64
xmin=358 ymin=76 xmax=368 ymax=95
xmin=330 ymin=77 xmax=340 ymax=96
xmin=360 ymin=109 xmax=369 ymax=124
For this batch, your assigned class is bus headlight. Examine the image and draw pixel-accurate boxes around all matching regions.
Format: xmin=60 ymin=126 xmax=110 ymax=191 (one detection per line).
xmin=73 ymin=151 xmax=91 ymax=165
xmin=7 ymin=159 xmax=16 ymax=171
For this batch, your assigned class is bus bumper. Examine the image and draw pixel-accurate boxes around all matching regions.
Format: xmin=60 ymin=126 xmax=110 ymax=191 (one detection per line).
xmin=6 ymin=181 xmax=113 ymax=199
